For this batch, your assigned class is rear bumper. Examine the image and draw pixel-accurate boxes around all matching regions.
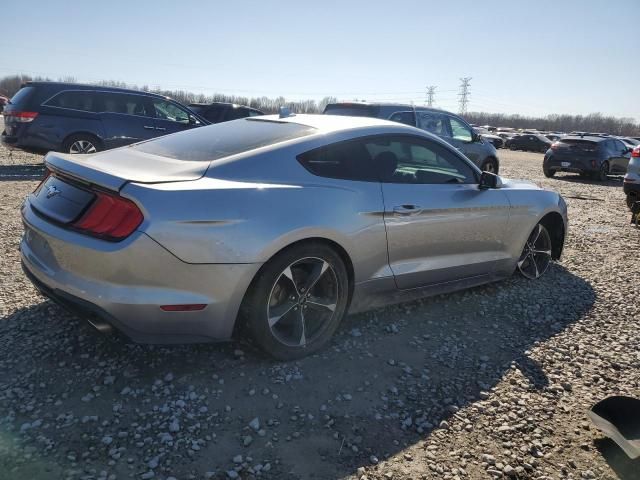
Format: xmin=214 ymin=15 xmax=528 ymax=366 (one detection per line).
xmin=20 ymin=201 xmax=261 ymax=343
xmin=624 ymin=181 xmax=640 ymax=196
xmin=2 ymin=131 xmax=51 ymax=154
xmin=544 ymin=155 xmax=598 ymax=173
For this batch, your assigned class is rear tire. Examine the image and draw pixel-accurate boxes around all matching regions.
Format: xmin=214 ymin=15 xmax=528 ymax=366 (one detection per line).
xmin=241 ymin=242 xmax=350 ymax=360
xmin=594 ymin=161 xmax=609 ymax=182
xmin=543 ymin=167 xmax=555 ymax=178
xmin=62 ymin=134 xmax=101 ymax=155
xmin=627 ymin=193 xmax=638 ymax=210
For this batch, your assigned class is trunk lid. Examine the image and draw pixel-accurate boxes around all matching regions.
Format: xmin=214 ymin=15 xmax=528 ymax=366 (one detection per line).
xmin=45 ymin=147 xmax=210 ymax=191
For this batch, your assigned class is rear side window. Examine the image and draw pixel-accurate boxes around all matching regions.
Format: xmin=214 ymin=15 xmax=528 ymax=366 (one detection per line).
xmin=44 ymin=90 xmax=95 ymax=112
xmin=226 ymin=107 xmax=251 ymax=121
xmin=9 ymin=86 xmax=35 ymax=107
xmin=297 ymin=139 xmax=378 ymax=182
xmin=133 ymin=119 xmax=315 ymax=161
xmin=389 ymin=111 xmax=416 ymax=126
xmin=417 ymin=112 xmax=447 ymax=136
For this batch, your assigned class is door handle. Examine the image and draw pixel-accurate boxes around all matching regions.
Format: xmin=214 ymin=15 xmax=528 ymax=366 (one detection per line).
xmin=143 ymin=125 xmax=155 ymax=130
xmin=393 ymin=204 xmax=422 ymax=215
xmin=155 ymin=127 xmax=167 ymax=131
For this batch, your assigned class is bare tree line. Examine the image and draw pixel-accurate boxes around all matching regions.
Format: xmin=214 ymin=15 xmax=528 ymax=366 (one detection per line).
xmin=1 ymin=74 xmax=638 ymax=135
xmin=464 ymin=111 xmax=640 ymax=136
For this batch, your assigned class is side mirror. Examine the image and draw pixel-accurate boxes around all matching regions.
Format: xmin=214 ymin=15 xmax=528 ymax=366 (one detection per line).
xmin=479 ymin=171 xmax=503 ymax=189
xmin=472 ymin=133 xmax=483 ymax=143
xmin=189 ymin=114 xmax=200 ymax=125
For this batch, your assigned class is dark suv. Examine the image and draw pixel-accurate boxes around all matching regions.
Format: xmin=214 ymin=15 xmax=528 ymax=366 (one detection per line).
xmin=323 ymin=102 xmax=500 ymax=173
xmin=1 ymin=82 xmax=207 ymax=154
xmin=543 ymin=135 xmax=631 ymax=181
xmin=188 ymin=102 xmax=264 ymax=124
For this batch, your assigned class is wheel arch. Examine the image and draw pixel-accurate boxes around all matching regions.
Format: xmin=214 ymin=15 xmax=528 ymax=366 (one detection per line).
xmin=232 ymin=236 xmax=355 ymax=338
xmin=539 ymin=211 xmax=565 ymax=260
xmin=61 ymin=131 xmax=104 ymax=150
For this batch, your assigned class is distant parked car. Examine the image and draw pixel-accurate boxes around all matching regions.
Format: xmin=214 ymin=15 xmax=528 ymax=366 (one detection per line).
xmin=188 ymin=102 xmax=263 ymax=123
xmin=1 ymin=82 xmax=208 ymax=154
xmin=619 ymin=137 xmax=640 ymax=149
xmin=323 ymin=102 xmax=500 ymax=173
xmin=545 ymin=134 xmax=562 ymax=142
xmin=0 ymin=95 xmax=8 ymax=112
xmin=474 ymin=129 xmax=504 ymax=148
xmin=508 ymin=134 xmax=553 ymax=153
xmin=624 ymin=146 xmax=640 ymax=208
xmin=543 ymin=135 xmax=632 ymax=181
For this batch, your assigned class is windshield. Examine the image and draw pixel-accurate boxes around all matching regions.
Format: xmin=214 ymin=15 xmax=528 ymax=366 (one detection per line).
xmin=133 ymin=118 xmax=316 ymax=161
xmin=323 ymin=104 xmax=380 ymax=117
xmin=8 ymin=86 xmax=35 ymax=106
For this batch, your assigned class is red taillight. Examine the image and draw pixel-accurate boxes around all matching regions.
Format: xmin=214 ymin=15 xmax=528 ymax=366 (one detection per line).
xmin=5 ymin=111 xmax=39 ymax=122
xmin=551 ymin=142 xmax=560 ymax=150
xmin=160 ymin=304 xmax=207 ymax=312
xmin=632 ymin=147 xmax=640 ymax=158
xmin=73 ymin=191 xmax=143 ymax=240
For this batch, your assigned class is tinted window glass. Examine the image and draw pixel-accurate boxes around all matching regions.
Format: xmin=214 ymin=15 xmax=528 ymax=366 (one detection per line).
xmin=226 ymin=107 xmax=250 ymax=121
xmin=448 ymin=116 xmax=473 ymax=142
xmin=10 ymin=86 xmax=35 ymax=107
xmin=297 ymin=139 xmax=378 ymax=181
xmin=248 ymin=110 xmax=262 ymax=117
xmin=134 ymin=119 xmax=315 ymax=161
xmin=45 ymin=90 xmax=95 ymax=112
xmin=366 ymin=136 xmax=476 ymax=184
xmin=389 ymin=111 xmax=416 ymax=126
xmin=100 ymin=93 xmax=149 ymax=116
xmin=417 ymin=112 xmax=446 ymax=136
xmin=153 ymin=100 xmax=190 ymax=123
xmin=323 ymin=104 xmax=380 ymax=117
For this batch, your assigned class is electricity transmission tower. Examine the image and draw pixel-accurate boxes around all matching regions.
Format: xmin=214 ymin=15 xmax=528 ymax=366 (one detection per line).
xmin=458 ymin=77 xmax=472 ymax=114
xmin=426 ymin=86 xmax=436 ymax=107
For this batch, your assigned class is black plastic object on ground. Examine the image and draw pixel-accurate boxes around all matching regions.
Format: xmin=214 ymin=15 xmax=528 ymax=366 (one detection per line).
xmin=588 ymin=396 xmax=640 ymax=459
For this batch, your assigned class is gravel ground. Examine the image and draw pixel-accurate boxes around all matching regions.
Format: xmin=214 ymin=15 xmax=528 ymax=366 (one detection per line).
xmin=0 ymin=138 xmax=638 ymax=480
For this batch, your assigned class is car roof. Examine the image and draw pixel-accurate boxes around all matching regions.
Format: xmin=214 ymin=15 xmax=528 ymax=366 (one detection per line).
xmin=250 ymin=113 xmax=410 ymax=133
xmin=561 ymin=135 xmax=607 ymax=142
xmin=189 ymin=102 xmax=257 ymax=109
xmin=23 ymin=81 xmax=170 ymax=100
xmin=326 ymin=101 xmax=453 ymax=115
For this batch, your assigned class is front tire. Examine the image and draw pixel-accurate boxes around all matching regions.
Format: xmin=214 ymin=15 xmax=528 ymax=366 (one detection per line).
xmin=481 ymin=158 xmax=499 ymax=174
xmin=517 ymin=223 xmax=552 ymax=279
xmin=241 ymin=243 xmax=350 ymax=360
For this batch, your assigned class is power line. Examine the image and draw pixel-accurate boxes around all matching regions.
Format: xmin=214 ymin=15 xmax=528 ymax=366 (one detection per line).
xmin=426 ymin=86 xmax=436 ymax=107
xmin=458 ymin=77 xmax=472 ymax=114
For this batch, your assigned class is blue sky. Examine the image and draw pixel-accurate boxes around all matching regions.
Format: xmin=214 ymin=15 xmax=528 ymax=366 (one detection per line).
xmin=2 ymin=0 xmax=639 ymax=119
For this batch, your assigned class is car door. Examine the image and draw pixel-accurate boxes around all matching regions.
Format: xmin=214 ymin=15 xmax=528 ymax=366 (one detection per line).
xmin=441 ymin=115 xmax=484 ymax=165
xmin=367 ymin=134 xmax=511 ymax=290
xmin=97 ymin=92 xmax=157 ymax=148
xmin=607 ymin=139 xmax=630 ymax=173
xmin=151 ymin=99 xmax=200 ymax=135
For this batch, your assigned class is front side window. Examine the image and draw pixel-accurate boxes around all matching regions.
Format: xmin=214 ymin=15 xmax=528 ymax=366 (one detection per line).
xmin=366 ymin=135 xmax=477 ymax=184
xmin=45 ymin=90 xmax=95 ymax=112
xmin=99 ymin=93 xmax=149 ymax=116
xmin=153 ymin=100 xmax=190 ymax=124
xmin=417 ymin=112 xmax=446 ymax=136
xmin=447 ymin=116 xmax=473 ymax=142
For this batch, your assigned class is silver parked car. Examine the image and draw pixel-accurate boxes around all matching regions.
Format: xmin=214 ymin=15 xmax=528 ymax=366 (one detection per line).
xmin=21 ymin=114 xmax=568 ymax=359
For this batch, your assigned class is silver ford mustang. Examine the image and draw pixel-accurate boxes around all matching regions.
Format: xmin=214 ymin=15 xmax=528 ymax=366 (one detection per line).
xmin=21 ymin=114 xmax=567 ymax=359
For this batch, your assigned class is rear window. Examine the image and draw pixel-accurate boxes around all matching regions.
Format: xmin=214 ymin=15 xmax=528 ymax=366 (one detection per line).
xmin=560 ymin=139 xmax=600 ymax=151
xmin=323 ymin=104 xmax=380 ymax=117
xmin=132 ymin=118 xmax=316 ymax=161
xmin=9 ymin=86 xmax=35 ymax=107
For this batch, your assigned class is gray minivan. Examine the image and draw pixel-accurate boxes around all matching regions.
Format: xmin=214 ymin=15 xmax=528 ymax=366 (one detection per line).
xmin=324 ymin=102 xmax=500 ymax=173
